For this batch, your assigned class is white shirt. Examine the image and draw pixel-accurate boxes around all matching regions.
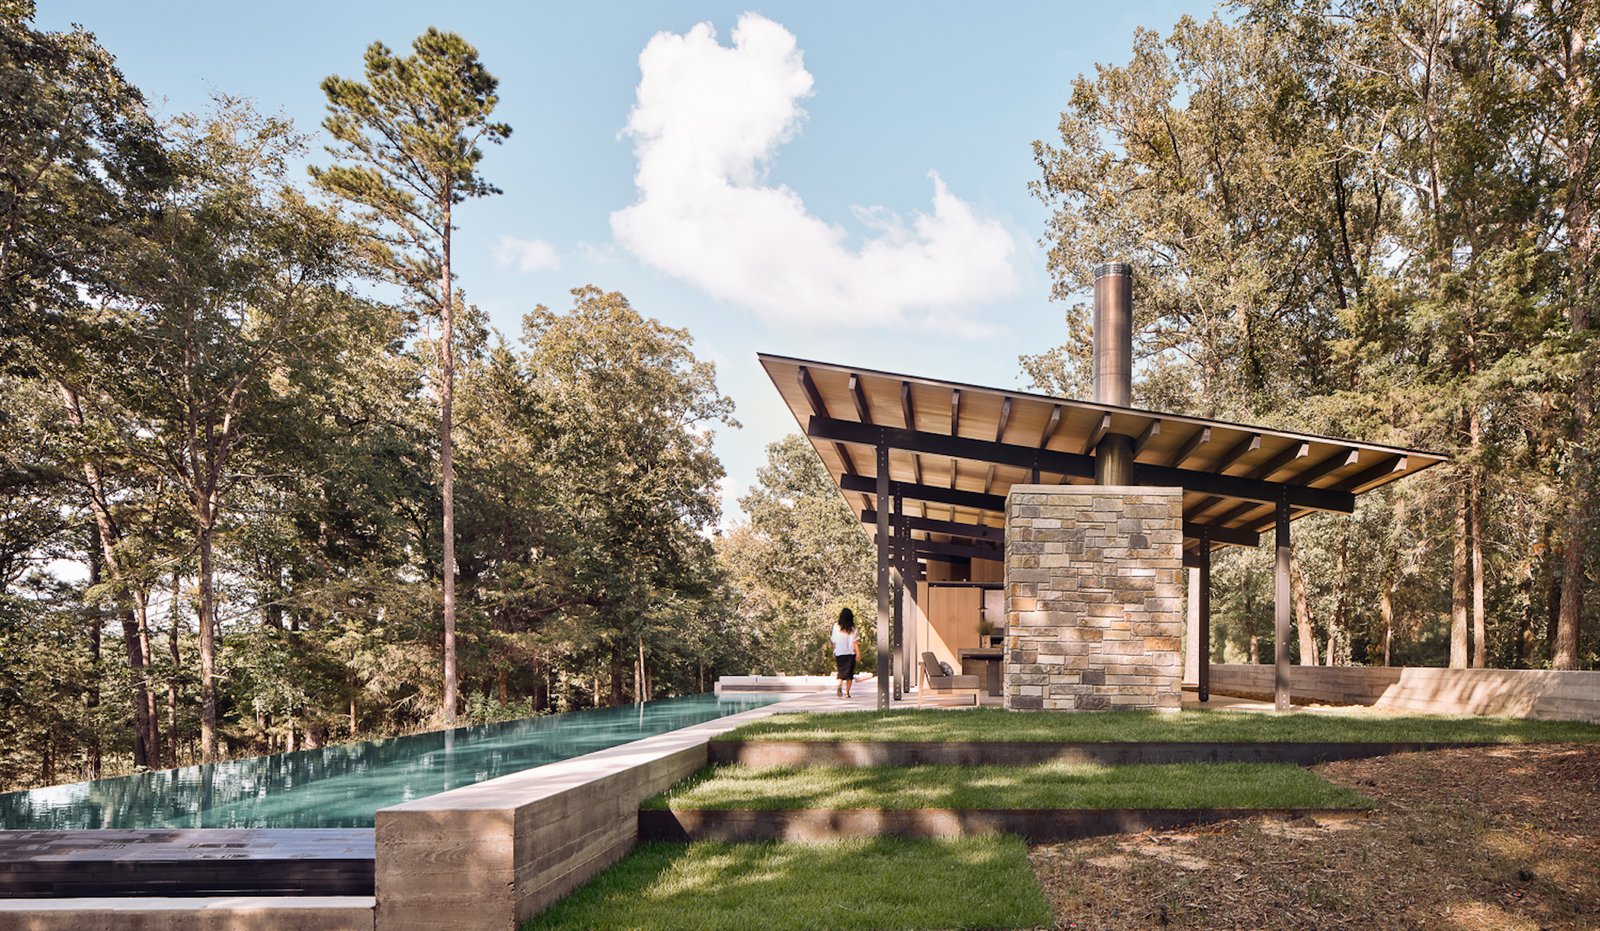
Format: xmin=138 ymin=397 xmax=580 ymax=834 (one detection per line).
xmin=831 ymin=628 xmax=859 ymax=656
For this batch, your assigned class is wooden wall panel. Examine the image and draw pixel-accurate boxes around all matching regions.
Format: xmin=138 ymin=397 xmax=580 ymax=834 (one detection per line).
xmin=916 ymin=584 xmax=981 ymax=685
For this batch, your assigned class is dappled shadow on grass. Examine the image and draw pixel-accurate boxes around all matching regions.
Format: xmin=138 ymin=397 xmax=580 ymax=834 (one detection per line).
xmin=719 ymin=708 xmax=1600 ymax=745
xmin=645 ymin=762 xmax=1370 ymax=812
xmin=524 ymin=837 xmax=1051 ymax=931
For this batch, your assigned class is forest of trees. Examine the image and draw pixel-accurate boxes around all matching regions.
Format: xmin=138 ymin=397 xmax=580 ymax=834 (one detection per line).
xmin=0 ymin=5 xmax=823 ymax=791
xmin=1025 ymin=0 xmax=1597 ymax=672
xmin=2 ymin=0 xmax=1596 ymax=795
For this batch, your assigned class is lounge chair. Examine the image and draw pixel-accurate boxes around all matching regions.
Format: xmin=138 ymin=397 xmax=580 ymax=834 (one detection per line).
xmin=919 ymin=652 xmax=980 ymax=706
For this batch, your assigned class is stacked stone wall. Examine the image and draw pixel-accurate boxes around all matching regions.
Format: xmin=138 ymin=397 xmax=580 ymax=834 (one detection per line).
xmin=1004 ymin=485 xmax=1184 ymax=711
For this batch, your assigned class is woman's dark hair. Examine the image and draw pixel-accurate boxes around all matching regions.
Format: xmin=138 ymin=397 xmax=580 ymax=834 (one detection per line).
xmin=836 ymin=608 xmax=856 ymax=633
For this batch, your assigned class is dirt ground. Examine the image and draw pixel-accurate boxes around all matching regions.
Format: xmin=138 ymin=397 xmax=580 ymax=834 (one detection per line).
xmin=1031 ymin=744 xmax=1600 ymax=930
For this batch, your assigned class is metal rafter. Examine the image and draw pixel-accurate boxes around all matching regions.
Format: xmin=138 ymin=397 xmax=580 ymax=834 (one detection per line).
xmin=1167 ymin=426 xmax=1212 ymax=468
xmin=797 ymin=365 xmax=857 ymax=478
xmin=1213 ymin=433 xmax=1263 ymax=473
xmin=1135 ymin=419 xmax=1162 ymax=455
xmin=849 ymin=373 xmax=873 ymax=425
xmin=1082 ymin=413 xmax=1112 ymax=455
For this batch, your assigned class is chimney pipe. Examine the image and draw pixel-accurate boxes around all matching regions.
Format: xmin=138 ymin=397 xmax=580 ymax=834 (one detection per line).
xmin=1092 ymin=262 xmax=1134 ymax=485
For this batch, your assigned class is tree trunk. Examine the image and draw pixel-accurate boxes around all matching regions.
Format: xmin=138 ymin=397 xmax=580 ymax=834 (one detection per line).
xmin=135 ymin=591 xmax=160 ymax=760
xmin=1289 ymin=551 xmax=1318 ymax=665
xmin=1450 ymin=482 xmax=1471 ymax=668
xmin=86 ymin=530 xmax=102 ymax=779
xmin=609 ymin=644 xmax=624 ymax=706
xmin=1469 ymin=473 xmax=1487 ymax=668
xmin=197 ymin=514 xmax=219 ymax=762
xmin=440 ymin=200 xmax=459 ymax=723
xmin=60 ymin=382 xmax=156 ymax=768
xmin=167 ymin=574 xmax=182 ymax=769
xmin=1380 ymin=581 xmax=1394 ymax=667
xmin=636 ymin=636 xmax=647 ymax=703
xmin=1327 ymin=527 xmax=1350 ymax=666
xmin=1553 ymin=10 xmax=1593 ymax=670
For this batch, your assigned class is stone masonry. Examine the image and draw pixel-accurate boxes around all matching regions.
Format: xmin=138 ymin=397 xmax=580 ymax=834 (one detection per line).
xmin=1004 ymin=485 xmax=1184 ymax=711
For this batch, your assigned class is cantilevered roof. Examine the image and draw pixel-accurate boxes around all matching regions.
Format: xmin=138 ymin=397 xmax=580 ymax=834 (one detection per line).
xmin=759 ymin=353 xmax=1447 ymax=559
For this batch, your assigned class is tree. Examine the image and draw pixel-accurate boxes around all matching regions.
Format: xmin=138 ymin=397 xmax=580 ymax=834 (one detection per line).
xmin=0 ymin=0 xmax=167 ymax=364
xmin=1031 ymin=2 xmax=1597 ymax=672
xmin=87 ymin=100 xmax=374 ymax=760
xmin=312 ymin=28 xmax=511 ymax=724
xmin=522 ymin=287 xmax=736 ymax=705
xmin=719 ymin=435 xmax=877 ymax=675
xmin=1503 ymin=0 xmax=1599 ymax=669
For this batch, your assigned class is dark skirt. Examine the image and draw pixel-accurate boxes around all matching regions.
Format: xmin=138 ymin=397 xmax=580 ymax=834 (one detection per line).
xmin=835 ymin=653 xmax=856 ymax=680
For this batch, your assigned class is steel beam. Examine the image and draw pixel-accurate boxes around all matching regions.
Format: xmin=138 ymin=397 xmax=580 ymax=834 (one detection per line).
xmin=814 ymin=417 xmax=1354 ymax=513
xmin=861 ymin=510 xmax=1003 ymax=543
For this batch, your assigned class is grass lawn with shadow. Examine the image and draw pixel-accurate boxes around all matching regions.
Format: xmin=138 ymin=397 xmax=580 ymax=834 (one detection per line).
xmin=644 ymin=762 xmax=1370 ymax=811
xmin=524 ymin=837 xmax=1052 ymax=931
xmin=716 ymin=708 xmax=1600 ymax=744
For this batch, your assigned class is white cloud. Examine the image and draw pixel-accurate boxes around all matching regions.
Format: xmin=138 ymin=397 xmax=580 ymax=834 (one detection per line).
xmin=611 ymin=13 xmax=1019 ymax=328
xmin=493 ymin=235 xmax=561 ymax=273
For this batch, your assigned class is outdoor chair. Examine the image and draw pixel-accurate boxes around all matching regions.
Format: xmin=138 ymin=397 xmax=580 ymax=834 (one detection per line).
xmin=919 ymin=652 xmax=980 ymax=706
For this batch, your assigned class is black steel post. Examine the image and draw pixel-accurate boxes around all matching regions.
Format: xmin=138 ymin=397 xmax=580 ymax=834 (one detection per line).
xmin=892 ymin=494 xmax=904 ymax=701
xmin=1198 ymin=531 xmax=1211 ymax=703
xmin=876 ymin=442 xmax=891 ymax=710
xmin=1275 ymin=499 xmax=1292 ymax=711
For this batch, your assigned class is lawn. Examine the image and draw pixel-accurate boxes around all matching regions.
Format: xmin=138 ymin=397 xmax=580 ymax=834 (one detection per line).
xmin=644 ymin=762 xmax=1370 ymax=811
xmin=717 ymin=708 xmax=1600 ymax=744
xmin=524 ymin=837 xmax=1052 ymax=931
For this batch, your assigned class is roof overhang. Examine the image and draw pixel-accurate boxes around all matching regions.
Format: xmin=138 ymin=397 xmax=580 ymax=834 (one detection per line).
xmin=759 ymin=352 xmax=1447 ymax=559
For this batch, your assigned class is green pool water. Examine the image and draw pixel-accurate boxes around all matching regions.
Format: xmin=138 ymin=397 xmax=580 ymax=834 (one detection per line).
xmin=0 ymin=694 xmax=779 ymax=829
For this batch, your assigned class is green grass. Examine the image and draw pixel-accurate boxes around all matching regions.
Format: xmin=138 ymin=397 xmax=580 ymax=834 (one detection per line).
xmin=716 ymin=708 xmax=1600 ymax=744
xmin=525 ymin=837 xmax=1051 ymax=931
xmin=644 ymin=762 xmax=1370 ymax=811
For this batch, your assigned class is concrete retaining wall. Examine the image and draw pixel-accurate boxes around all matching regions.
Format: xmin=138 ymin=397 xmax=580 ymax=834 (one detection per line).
xmin=371 ymin=701 xmax=791 ymax=931
xmin=1209 ymin=664 xmax=1600 ymax=723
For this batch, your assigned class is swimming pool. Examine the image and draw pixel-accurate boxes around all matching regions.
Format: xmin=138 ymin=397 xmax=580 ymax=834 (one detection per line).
xmin=0 ymin=693 xmax=779 ymax=830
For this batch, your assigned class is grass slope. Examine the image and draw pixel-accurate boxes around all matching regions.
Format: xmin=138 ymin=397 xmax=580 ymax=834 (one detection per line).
xmin=644 ymin=762 xmax=1370 ymax=811
xmin=717 ymin=708 xmax=1600 ymax=744
xmin=525 ymin=837 xmax=1052 ymax=931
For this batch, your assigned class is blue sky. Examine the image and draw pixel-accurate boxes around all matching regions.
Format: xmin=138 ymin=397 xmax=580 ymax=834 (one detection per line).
xmin=43 ymin=1 xmax=1212 ymax=522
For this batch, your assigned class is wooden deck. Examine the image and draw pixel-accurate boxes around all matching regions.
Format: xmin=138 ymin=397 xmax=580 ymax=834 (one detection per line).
xmin=0 ymin=829 xmax=375 ymax=898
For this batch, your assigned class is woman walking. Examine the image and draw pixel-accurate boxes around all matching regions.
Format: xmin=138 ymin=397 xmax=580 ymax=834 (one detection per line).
xmin=830 ymin=608 xmax=860 ymax=698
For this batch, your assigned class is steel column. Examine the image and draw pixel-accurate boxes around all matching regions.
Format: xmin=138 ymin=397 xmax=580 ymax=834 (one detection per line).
xmin=876 ymin=443 xmax=891 ymax=710
xmin=892 ymin=494 xmax=905 ymax=701
xmin=1274 ymin=500 xmax=1291 ymax=711
xmin=906 ymin=558 xmax=920 ymax=691
xmin=1198 ymin=535 xmax=1211 ymax=703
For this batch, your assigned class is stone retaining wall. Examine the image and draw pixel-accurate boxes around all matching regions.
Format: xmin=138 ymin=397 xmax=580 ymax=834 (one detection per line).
xmin=1208 ymin=664 xmax=1600 ymax=723
xmin=1004 ymin=485 xmax=1184 ymax=711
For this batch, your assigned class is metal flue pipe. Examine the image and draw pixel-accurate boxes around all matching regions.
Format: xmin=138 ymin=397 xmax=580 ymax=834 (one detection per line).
xmin=1092 ymin=262 xmax=1135 ymax=485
